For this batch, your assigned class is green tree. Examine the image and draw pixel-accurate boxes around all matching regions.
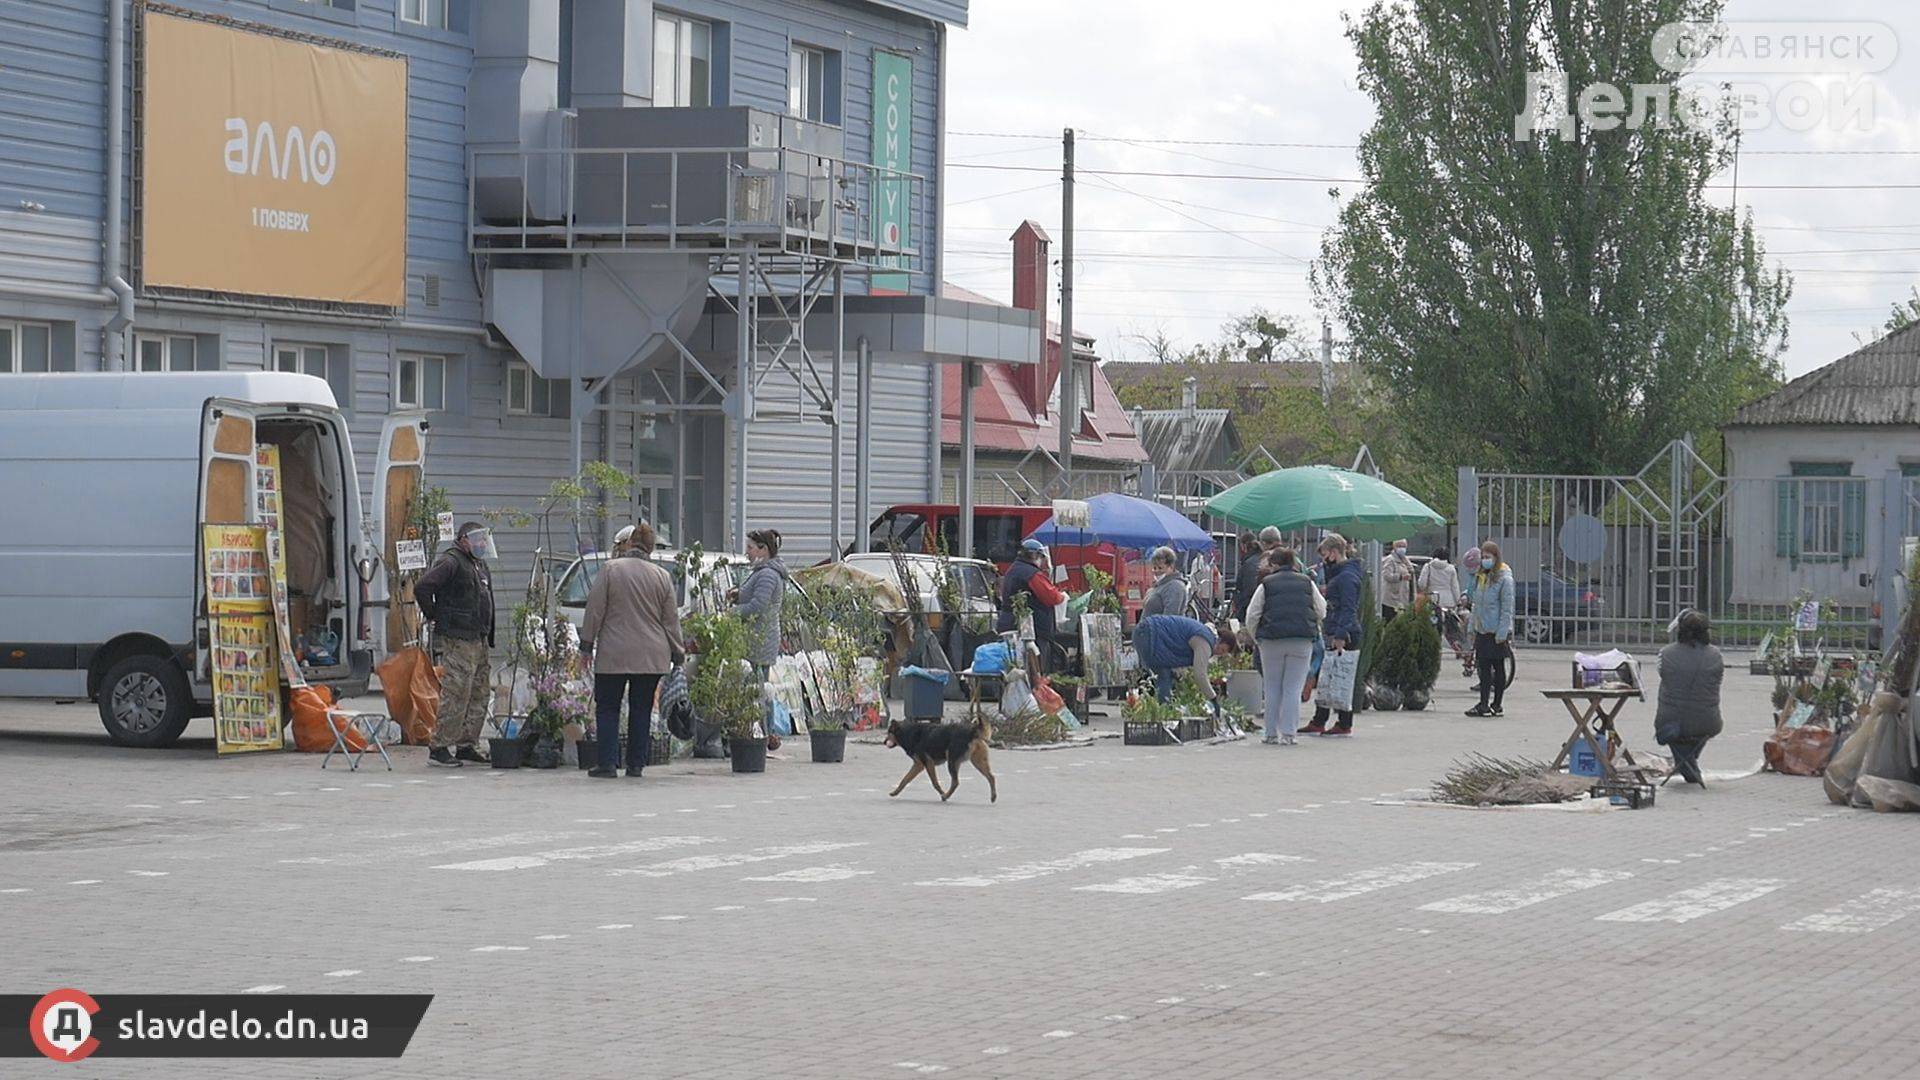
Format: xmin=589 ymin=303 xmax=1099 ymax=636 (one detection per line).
xmin=1315 ymin=0 xmax=1790 ymax=478
xmin=1886 ymin=288 xmax=1920 ymax=336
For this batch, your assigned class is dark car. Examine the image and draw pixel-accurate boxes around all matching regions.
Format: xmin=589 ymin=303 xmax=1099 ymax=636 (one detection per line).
xmin=1512 ymin=567 xmax=1604 ymax=643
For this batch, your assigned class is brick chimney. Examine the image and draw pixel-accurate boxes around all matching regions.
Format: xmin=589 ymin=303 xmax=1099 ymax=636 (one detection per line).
xmin=1010 ymin=220 xmax=1052 ymax=414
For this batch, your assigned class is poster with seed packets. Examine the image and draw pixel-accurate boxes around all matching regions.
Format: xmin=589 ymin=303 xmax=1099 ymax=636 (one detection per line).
xmin=202 ymin=525 xmax=284 ymax=754
xmin=254 ymin=447 xmax=307 ymax=690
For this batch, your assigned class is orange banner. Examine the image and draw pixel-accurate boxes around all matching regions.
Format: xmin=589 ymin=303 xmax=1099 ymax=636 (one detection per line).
xmin=140 ymin=12 xmax=407 ymax=306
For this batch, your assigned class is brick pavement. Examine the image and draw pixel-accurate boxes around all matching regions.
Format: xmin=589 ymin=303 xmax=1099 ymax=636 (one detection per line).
xmin=1 ymin=649 xmax=1915 ymax=1079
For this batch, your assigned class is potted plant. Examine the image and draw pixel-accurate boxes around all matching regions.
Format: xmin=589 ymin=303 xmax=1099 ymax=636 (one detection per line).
xmin=526 ymin=670 xmax=590 ymax=769
xmin=1213 ymin=645 xmax=1263 ymax=714
xmin=1370 ymin=596 xmax=1442 ymax=711
xmin=685 ymin=610 xmax=767 ymax=773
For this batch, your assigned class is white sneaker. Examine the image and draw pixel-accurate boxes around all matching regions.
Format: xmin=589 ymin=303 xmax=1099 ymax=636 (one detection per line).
xmin=1281 ymin=735 xmax=1298 ymax=746
xmin=1261 ymin=736 xmax=1279 ymax=745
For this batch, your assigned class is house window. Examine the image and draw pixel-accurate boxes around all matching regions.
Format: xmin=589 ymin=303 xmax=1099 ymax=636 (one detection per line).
xmin=1776 ymin=462 xmax=1864 ymax=562
xmin=507 ymin=360 xmax=569 ymax=418
xmin=274 ymin=344 xmax=328 ymax=380
xmin=1073 ymin=361 xmax=1095 ymax=418
xmin=788 ymin=44 xmax=835 ymax=122
xmin=134 ymin=333 xmax=198 ymax=373
xmin=401 ymin=0 xmax=447 ymax=28
xmin=0 ymin=320 xmax=53 ymax=373
xmin=396 ymin=353 xmax=446 ymax=411
xmin=653 ymin=12 xmax=712 ymax=107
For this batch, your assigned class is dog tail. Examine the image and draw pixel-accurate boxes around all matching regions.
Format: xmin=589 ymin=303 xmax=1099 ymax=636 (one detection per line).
xmin=973 ymin=711 xmax=993 ymax=744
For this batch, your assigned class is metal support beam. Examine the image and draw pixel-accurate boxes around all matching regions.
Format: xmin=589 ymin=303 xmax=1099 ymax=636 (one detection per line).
xmin=856 ymin=337 xmax=873 ymax=552
xmin=959 ymin=360 xmax=977 ymax=562
xmin=732 ymin=253 xmax=752 ymax=553
xmin=1456 ymin=466 xmax=1478 ymax=556
xmin=829 ymin=265 xmax=845 ymax=560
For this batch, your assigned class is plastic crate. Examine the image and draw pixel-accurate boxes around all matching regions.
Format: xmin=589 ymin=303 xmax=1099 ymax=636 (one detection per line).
xmin=1124 ymin=719 xmax=1173 ymax=746
xmin=1591 ymin=777 xmax=1656 ymax=809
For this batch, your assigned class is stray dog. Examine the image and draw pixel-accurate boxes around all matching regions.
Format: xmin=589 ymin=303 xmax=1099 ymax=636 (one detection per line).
xmin=883 ymin=715 xmax=997 ymax=803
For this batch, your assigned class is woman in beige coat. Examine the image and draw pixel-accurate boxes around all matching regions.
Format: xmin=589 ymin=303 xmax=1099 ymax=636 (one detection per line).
xmin=581 ymin=522 xmax=684 ymax=779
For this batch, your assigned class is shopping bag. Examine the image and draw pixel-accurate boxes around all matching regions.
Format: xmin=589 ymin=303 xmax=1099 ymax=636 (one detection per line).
xmin=376 ymin=648 xmax=420 ymax=737
xmin=769 ymin=700 xmax=795 ymax=738
xmin=404 ymin=650 xmax=444 ymax=745
xmin=1317 ymin=650 xmax=1358 ymax=711
xmin=1033 ymin=677 xmax=1066 ymax=716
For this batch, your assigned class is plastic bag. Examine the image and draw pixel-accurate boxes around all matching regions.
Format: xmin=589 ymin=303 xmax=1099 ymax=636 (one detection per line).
xmin=1033 ymin=678 xmax=1066 ymax=716
xmin=1001 ymin=671 xmax=1036 ymax=717
xmin=376 ymin=648 xmax=420 ymax=737
xmin=971 ymin=642 xmax=1009 ymax=674
xmin=769 ymin=700 xmax=795 ymax=738
xmin=1318 ymin=650 xmax=1358 ymax=711
xmin=1824 ymin=704 xmax=1884 ymax=804
xmin=1764 ymin=724 xmax=1833 ymax=777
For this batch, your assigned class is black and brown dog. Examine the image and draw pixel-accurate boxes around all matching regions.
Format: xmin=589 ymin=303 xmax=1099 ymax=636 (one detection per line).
xmin=883 ymin=715 xmax=997 ymax=803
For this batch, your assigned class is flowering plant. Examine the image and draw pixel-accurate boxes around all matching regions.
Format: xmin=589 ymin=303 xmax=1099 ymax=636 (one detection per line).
xmin=527 ymin=670 xmax=593 ymax=739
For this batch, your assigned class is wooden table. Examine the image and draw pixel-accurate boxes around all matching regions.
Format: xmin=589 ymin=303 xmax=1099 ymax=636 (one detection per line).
xmin=1541 ymin=687 xmax=1648 ymax=782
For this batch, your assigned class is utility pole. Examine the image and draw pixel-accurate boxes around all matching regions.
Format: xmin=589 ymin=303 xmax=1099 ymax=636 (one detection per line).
xmin=1319 ymin=318 xmax=1334 ymax=408
xmin=1057 ymin=127 xmax=1076 ymax=488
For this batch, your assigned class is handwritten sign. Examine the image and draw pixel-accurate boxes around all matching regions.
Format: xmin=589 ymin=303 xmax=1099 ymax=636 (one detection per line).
xmin=395 ymin=539 xmax=428 ymax=573
xmin=436 ymin=511 xmax=455 ymax=542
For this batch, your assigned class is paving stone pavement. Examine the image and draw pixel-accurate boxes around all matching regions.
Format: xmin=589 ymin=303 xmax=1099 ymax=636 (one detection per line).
xmin=2 ymin=649 xmax=1916 ymax=1079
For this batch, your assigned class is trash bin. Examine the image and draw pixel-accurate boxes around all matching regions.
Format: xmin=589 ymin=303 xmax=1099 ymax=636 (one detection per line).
xmin=903 ymin=666 xmax=950 ymax=721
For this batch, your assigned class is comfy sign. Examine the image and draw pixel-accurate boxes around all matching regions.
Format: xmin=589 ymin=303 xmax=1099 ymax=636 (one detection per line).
xmin=141 ymin=12 xmax=407 ymax=306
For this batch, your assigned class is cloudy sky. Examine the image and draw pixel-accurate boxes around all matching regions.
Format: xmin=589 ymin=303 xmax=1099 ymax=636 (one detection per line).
xmin=942 ymin=0 xmax=1920 ymax=380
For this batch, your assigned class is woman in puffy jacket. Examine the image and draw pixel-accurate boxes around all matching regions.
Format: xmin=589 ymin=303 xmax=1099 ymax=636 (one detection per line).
xmin=732 ymin=528 xmax=790 ymax=669
xmin=1303 ymin=533 xmax=1363 ymax=736
xmin=1654 ymin=610 xmax=1723 ymax=786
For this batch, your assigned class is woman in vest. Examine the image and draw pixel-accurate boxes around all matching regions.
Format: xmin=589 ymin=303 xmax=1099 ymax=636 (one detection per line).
xmin=1245 ymin=548 xmax=1325 ymax=745
xmin=997 ymin=539 xmax=1067 ymax=673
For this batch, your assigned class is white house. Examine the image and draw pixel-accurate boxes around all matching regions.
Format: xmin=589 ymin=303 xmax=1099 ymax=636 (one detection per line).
xmin=1723 ymin=322 xmax=1920 ymax=609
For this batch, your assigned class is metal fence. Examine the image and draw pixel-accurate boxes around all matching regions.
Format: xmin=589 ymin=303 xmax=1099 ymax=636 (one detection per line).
xmin=1463 ymin=442 xmax=1904 ymax=652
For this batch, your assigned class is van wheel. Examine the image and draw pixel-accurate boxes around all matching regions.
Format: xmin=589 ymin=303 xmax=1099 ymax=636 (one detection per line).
xmin=99 ymin=655 xmax=192 ymax=748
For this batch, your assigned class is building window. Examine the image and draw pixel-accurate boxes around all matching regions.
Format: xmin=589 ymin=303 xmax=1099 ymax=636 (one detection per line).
xmin=1073 ymin=361 xmax=1095 ymax=418
xmin=135 ymin=333 xmax=198 ymax=373
xmin=0 ymin=320 xmax=53 ymax=373
xmin=396 ymin=353 xmax=446 ymax=411
xmin=653 ymin=12 xmax=712 ymax=107
xmin=401 ymin=0 xmax=447 ymax=28
xmin=507 ymin=361 xmax=568 ymax=418
xmin=274 ymin=344 xmax=329 ymax=380
xmin=1777 ymin=462 xmax=1864 ymax=562
xmin=788 ymin=44 xmax=836 ymax=122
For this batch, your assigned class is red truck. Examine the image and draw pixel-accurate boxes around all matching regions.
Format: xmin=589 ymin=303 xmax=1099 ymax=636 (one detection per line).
xmin=865 ymin=503 xmax=1158 ymax=623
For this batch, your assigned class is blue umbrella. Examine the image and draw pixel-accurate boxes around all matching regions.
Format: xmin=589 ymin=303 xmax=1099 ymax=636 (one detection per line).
xmin=1026 ymin=493 xmax=1215 ymax=554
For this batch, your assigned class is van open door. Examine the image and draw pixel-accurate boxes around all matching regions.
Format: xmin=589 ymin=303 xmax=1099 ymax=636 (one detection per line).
xmin=195 ymin=399 xmax=261 ymax=681
xmin=367 ymin=412 xmax=429 ymax=656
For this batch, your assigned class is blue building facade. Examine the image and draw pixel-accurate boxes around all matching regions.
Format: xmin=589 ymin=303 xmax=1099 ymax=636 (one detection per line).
xmin=0 ymin=0 xmax=1007 ymax=574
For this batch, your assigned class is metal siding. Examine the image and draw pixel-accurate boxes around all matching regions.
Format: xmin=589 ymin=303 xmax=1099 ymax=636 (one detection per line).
xmin=746 ymin=359 xmax=931 ymax=562
xmin=0 ymin=0 xmax=106 ymax=296
xmin=863 ymin=0 xmax=967 ymax=27
xmin=658 ymin=0 xmax=942 ymax=296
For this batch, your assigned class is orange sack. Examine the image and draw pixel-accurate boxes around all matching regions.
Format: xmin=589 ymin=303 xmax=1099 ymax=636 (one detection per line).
xmin=378 ymin=646 xmax=444 ymax=744
xmin=289 ymin=685 xmax=366 ymax=753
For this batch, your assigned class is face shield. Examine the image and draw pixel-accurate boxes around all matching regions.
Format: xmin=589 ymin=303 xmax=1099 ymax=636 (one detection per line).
xmin=460 ymin=527 xmax=499 ymax=561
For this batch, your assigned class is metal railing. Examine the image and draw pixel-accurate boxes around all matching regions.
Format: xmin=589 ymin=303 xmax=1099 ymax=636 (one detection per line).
xmin=467 ymin=142 xmax=925 ymax=268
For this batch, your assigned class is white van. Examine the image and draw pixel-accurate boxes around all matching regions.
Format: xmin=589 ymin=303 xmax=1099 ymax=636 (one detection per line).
xmin=0 ymin=373 xmax=426 ymax=747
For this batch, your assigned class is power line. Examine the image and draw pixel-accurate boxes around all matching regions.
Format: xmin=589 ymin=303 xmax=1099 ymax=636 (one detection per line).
xmin=949 ymin=160 xmax=1920 ymax=191
xmin=951 ymin=129 xmax=1920 ymax=157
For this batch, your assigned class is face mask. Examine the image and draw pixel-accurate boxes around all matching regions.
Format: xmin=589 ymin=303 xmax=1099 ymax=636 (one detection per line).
xmin=1393 ymin=547 xmax=1407 ymax=557
xmin=1480 ymin=557 xmax=1495 ymax=571
xmin=460 ymin=528 xmax=498 ymax=561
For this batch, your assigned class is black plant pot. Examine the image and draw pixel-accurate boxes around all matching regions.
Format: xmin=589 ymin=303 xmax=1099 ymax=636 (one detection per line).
xmin=809 ymin=728 xmax=847 ymax=763
xmin=487 ymin=736 xmax=524 ymax=769
xmin=728 ymin=736 xmax=767 ymax=774
xmin=527 ymin=736 xmax=562 ymax=769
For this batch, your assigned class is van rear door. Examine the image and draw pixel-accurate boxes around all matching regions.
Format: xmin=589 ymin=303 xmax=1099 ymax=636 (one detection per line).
xmin=195 ymin=398 xmax=262 ymax=680
xmin=367 ymin=413 xmax=429 ymax=655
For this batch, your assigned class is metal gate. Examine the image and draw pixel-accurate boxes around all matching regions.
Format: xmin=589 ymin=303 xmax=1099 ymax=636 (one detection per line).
xmin=1463 ymin=442 xmax=1890 ymax=651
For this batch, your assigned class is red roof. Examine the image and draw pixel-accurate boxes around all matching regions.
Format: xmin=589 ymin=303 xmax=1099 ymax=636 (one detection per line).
xmin=937 ymin=282 xmax=1147 ymax=465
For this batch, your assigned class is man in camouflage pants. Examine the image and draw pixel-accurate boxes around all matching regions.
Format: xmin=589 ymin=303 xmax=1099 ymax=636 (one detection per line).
xmin=414 ymin=522 xmax=497 ymax=766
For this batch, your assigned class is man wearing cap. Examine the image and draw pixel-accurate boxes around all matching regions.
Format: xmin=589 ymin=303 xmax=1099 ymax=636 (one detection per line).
xmin=997 ymin=539 xmax=1067 ymax=674
xmin=414 ymin=521 xmax=497 ymax=766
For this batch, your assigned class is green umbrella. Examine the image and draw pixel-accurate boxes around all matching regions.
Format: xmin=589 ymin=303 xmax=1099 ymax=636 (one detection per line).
xmin=1205 ymin=465 xmax=1445 ymax=542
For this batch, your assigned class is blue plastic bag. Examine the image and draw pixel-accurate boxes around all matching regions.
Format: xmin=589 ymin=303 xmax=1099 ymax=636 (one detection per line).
xmin=769 ymin=700 xmax=795 ymax=738
xmin=971 ymin=642 xmax=1009 ymax=674
xmin=901 ymin=666 xmax=952 ymax=686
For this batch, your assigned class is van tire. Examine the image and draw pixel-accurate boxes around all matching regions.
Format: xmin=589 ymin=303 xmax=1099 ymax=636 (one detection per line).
xmin=99 ymin=655 xmax=193 ymax=748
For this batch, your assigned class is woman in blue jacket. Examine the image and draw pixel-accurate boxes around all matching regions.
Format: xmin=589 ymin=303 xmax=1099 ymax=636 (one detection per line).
xmin=1466 ymin=541 xmax=1515 ymax=717
xmin=1304 ymin=533 xmax=1363 ymax=736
